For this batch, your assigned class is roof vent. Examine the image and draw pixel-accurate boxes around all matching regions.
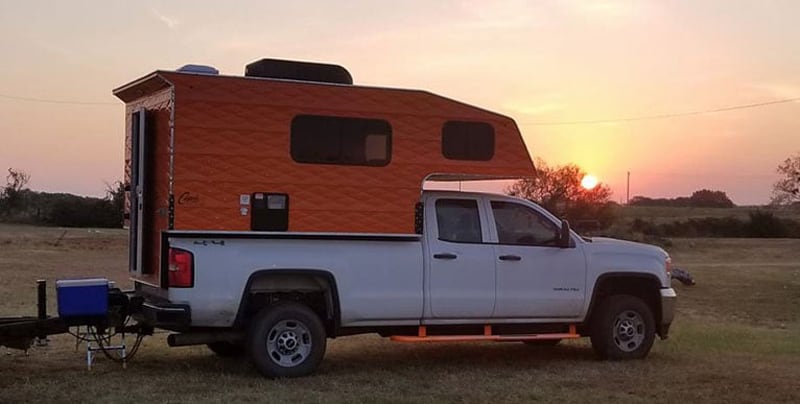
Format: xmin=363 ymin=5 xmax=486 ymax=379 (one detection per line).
xmin=245 ymin=58 xmax=352 ymax=85
xmin=176 ymin=64 xmax=220 ymax=75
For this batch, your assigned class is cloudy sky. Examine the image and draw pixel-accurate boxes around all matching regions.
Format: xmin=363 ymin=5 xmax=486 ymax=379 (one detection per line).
xmin=0 ymin=0 xmax=798 ymax=204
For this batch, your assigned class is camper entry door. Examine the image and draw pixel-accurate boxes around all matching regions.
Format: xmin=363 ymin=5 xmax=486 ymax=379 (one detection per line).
xmin=129 ymin=109 xmax=148 ymax=276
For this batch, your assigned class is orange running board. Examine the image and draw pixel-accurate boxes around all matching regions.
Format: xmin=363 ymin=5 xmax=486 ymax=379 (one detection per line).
xmin=390 ymin=325 xmax=580 ymax=343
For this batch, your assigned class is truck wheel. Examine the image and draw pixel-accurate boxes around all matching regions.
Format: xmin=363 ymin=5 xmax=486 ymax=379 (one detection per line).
xmin=207 ymin=341 xmax=245 ymax=357
xmin=248 ymin=302 xmax=327 ymax=378
xmin=590 ymin=295 xmax=655 ymax=360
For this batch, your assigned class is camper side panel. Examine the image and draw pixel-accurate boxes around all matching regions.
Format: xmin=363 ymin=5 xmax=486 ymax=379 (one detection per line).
xmin=166 ymin=73 xmax=533 ymax=233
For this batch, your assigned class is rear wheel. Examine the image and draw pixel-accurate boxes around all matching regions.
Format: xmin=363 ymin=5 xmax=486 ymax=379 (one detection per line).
xmin=590 ymin=295 xmax=655 ymax=360
xmin=248 ymin=302 xmax=327 ymax=378
xmin=207 ymin=341 xmax=245 ymax=357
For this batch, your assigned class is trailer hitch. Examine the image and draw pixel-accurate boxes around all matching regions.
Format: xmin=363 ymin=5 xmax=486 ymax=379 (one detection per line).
xmin=1 ymin=279 xmax=153 ymax=370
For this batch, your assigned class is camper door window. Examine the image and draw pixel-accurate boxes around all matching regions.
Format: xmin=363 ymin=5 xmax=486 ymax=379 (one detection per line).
xmin=291 ymin=115 xmax=392 ymax=166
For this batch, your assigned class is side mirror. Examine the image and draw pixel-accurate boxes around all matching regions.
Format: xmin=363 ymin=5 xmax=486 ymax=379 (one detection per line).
xmin=559 ymin=220 xmax=571 ymax=248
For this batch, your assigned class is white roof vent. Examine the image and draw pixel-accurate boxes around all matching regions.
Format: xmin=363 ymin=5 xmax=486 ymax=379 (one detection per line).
xmin=176 ymin=64 xmax=219 ymax=75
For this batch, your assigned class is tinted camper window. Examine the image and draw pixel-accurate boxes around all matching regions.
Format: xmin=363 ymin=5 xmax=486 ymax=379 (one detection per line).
xmin=442 ymin=121 xmax=495 ymax=161
xmin=291 ymin=115 xmax=391 ymax=166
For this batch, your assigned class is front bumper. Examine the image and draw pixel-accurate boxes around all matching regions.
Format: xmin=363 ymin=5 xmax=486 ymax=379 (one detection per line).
xmin=658 ymin=287 xmax=677 ymax=338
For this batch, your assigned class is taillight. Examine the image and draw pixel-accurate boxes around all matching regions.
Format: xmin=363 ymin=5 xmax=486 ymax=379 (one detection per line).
xmin=168 ymin=248 xmax=194 ymax=288
xmin=665 ymin=257 xmax=672 ymax=278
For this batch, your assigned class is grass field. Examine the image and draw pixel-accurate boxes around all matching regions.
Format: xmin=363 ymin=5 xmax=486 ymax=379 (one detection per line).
xmin=1 ymin=224 xmax=799 ymax=403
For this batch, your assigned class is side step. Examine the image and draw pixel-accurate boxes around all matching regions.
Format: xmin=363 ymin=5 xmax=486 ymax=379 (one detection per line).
xmin=390 ymin=325 xmax=580 ymax=343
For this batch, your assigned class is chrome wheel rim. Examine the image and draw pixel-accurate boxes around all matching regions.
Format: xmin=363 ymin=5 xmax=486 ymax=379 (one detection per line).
xmin=266 ymin=320 xmax=312 ymax=367
xmin=613 ymin=310 xmax=645 ymax=352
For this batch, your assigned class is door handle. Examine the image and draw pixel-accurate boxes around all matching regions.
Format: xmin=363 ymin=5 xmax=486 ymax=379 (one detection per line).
xmin=433 ymin=253 xmax=458 ymax=260
xmin=499 ymin=254 xmax=522 ymax=262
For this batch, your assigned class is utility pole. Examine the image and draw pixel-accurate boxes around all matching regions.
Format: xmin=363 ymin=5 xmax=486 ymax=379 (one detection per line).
xmin=626 ymin=171 xmax=630 ymax=204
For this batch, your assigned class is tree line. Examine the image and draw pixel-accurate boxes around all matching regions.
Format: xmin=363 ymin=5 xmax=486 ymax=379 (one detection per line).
xmin=629 ymin=189 xmax=734 ymax=208
xmin=507 ymin=155 xmax=799 ymax=239
xmin=1 ymin=151 xmax=798 ymax=234
xmin=0 ymin=168 xmax=124 ymax=228
xmin=630 ymin=211 xmax=800 ymax=238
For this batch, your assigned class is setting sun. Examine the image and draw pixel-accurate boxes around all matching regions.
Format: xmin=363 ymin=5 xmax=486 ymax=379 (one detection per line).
xmin=581 ymin=174 xmax=599 ymax=190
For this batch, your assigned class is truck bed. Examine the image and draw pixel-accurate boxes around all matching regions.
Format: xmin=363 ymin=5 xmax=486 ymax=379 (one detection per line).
xmin=165 ymin=231 xmax=425 ymax=328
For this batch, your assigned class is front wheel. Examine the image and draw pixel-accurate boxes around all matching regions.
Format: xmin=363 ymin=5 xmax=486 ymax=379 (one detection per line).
xmin=590 ymin=295 xmax=655 ymax=360
xmin=248 ymin=302 xmax=327 ymax=378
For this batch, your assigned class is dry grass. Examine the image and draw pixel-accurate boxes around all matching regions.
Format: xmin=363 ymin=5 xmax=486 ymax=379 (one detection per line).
xmin=1 ymin=224 xmax=799 ymax=403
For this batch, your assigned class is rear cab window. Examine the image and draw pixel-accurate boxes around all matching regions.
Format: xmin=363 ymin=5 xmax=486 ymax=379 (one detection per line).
xmin=435 ymin=199 xmax=483 ymax=243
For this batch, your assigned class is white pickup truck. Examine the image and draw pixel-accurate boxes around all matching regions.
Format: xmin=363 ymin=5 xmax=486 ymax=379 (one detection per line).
xmin=135 ymin=190 xmax=676 ymax=378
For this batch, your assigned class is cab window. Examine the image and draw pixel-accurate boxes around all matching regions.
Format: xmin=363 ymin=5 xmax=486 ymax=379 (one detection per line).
xmin=491 ymin=201 xmax=560 ymax=246
xmin=435 ymin=199 xmax=483 ymax=243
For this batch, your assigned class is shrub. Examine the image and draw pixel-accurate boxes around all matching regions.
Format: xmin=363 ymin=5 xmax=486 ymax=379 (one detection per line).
xmin=627 ymin=211 xmax=800 ymax=239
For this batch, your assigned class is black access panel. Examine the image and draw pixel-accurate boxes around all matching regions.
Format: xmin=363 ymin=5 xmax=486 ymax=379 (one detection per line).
xmin=251 ymin=193 xmax=290 ymax=231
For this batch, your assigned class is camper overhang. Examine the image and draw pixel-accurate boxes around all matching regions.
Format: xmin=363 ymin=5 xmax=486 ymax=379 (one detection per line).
xmin=113 ymin=72 xmax=173 ymax=103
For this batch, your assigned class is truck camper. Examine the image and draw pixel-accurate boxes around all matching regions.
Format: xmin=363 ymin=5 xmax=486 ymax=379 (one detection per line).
xmin=113 ymin=58 xmax=535 ymax=284
xmin=0 ymin=59 xmax=677 ymax=379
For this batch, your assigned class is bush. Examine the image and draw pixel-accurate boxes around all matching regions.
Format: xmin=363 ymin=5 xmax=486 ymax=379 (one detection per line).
xmin=627 ymin=211 xmax=800 ymax=239
xmin=0 ymin=189 xmax=123 ymax=228
xmin=747 ymin=211 xmax=787 ymax=237
xmin=1 ymin=168 xmax=123 ymax=228
xmin=48 ymin=195 xmax=121 ymax=228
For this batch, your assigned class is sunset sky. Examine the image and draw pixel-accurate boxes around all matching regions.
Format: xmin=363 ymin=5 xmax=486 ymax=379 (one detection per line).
xmin=0 ymin=0 xmax=798 ymax=205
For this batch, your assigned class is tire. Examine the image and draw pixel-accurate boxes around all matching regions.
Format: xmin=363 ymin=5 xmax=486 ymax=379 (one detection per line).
xmin=248 ymin=301 xmax=327 ymax=378
xmin=590 ymin=295 xmax=655 ymax=360
xmin=207 ymin=341 xmax=245 ymax=357
xmin=523 ymin=339 xmax=561 ymax=347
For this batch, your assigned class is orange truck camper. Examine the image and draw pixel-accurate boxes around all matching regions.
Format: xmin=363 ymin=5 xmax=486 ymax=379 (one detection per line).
xmin=113 ymin=59 xmax=535 ymax=282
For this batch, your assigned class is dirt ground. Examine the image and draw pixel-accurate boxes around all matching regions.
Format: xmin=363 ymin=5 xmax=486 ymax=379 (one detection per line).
xmin=1 ymin=224 xmax=798 ymax=403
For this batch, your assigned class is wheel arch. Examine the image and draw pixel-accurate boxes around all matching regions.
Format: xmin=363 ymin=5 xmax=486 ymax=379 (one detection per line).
xmin=233 ymin=269 xmax=341 ymax=336
xmin=584 ymin=272 xmax=663 ymax=335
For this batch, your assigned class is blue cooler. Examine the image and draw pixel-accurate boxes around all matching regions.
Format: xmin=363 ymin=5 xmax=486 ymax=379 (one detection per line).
xmin=56 ymin=278 xmax=109 ymax=319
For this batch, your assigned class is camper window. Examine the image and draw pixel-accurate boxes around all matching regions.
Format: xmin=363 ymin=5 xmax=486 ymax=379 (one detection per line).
xmin=291 ymin=115 xmax=392 ymax=166
xmin=441 ymin=121 xmax=495 ymax=161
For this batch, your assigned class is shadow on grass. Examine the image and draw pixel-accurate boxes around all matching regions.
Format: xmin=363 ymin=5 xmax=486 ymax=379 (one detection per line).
xmin=129 ymin=340 xmax=599 ymax=379
xmin=324 ymin=341 xmax=598 ymax=375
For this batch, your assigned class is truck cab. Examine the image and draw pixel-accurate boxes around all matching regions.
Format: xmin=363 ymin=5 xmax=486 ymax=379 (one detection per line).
xmin=422 ymin=191 xmax=673 ymax=326
xmin=423 ymin=191 xmax=587 ymax=321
